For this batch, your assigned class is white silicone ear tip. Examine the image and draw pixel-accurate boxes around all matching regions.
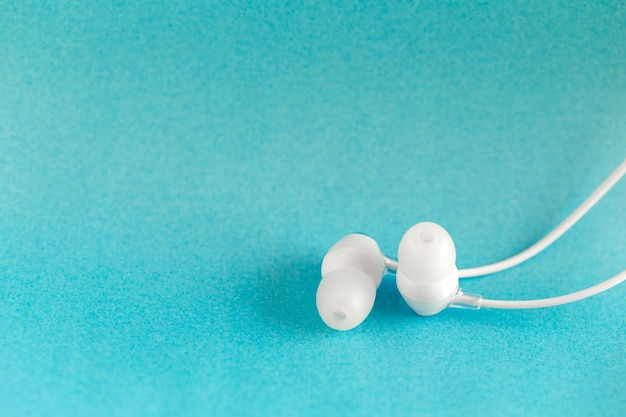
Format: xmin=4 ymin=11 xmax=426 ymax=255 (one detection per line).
xmin=316 ymin=269 xmax=377 ymax=331
xmin=398 ymin=222 xmax=456 ymax=282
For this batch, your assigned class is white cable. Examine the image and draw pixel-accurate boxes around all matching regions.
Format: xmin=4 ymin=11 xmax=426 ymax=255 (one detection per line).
xmin=384 ymin=256 xmax=398 ymax=271
xmin=478 ymin=270 xmax=626 ymax=309
xmin=383 ymin=159 xmax=626 ymax=277
xmin=458 ymin=158 xmax=626 ymax=278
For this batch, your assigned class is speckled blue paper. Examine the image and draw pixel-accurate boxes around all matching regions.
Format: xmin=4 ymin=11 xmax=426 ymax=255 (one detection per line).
xmin=1 ymin=1 xmax=625 ymax=416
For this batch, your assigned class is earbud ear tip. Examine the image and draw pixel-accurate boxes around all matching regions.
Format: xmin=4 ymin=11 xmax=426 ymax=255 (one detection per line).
xmin=316 ymin=269 xmax=377 ymax=331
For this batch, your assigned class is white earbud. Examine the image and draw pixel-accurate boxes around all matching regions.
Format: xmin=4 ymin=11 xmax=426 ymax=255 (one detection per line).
xmin=316 ymin=159 xmax=626 ymax=331
xmin=396 ymin=222 xmax=459 ymax=316
xmin=316 ymin=234 xmax=386 ymax=331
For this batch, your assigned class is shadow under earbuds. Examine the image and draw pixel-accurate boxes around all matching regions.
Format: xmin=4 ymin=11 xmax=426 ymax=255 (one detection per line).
xmin=254 ymin=257 xmax=526 ymax=333
xmin=254 ymin=257 xmax=420 ymax=334
xmin=254 ymin=256 xmax=330 ymax=335
xmin=254 ymin=256 xmax=572 ymax=335
xmin=370 ymin=273 xmax=417 ymax=320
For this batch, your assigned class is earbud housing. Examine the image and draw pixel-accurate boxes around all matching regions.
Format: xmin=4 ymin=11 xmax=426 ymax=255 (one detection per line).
xmin=396 ymin=222 xmax=459 ymax=316
xmin=316 ymin=234 xmax=386 ymax=330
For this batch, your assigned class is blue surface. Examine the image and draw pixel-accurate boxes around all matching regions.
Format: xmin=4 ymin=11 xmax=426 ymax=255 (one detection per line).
xmin=1 ymin=1 xmax=625 ymax=416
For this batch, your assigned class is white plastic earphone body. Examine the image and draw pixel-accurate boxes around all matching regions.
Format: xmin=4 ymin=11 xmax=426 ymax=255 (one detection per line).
xmin=396 ymin=222 xmax=460 ymax=316
xmin=316 ymin=234 xmax=386 ymax=330
xmin=316 ymin=159 xmax=626 ymax=330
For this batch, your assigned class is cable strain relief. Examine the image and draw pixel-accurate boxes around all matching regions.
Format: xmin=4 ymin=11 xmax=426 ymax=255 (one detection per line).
xmin=449 ymin=290 xmax=482 ymax=311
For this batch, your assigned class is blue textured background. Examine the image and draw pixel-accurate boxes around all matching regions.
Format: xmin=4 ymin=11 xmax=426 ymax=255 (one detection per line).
xmin=1 ymin=1 xmax=625 ymax=416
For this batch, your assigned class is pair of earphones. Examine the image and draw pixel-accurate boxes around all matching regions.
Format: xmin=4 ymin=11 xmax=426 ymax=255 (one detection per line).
xmin=316 ymin=159 xmax=626 ymax=330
